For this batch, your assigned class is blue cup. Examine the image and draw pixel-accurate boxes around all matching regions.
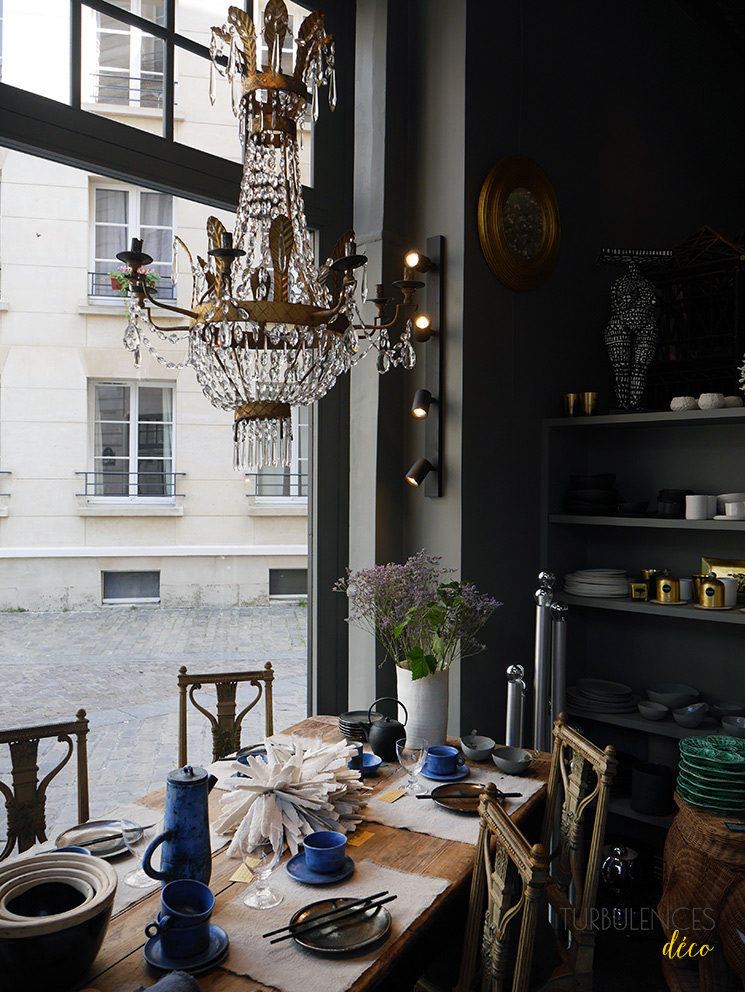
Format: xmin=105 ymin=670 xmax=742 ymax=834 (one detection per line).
xmin=348 ymin=743 xmax=364 ymax=770
xmin=427 ymin=745 xmax=466 ymax=776
xmin=144 ymin=878 xmax=215 ymax=958
xmin=302 ymin=831 xmax=347 ymax=874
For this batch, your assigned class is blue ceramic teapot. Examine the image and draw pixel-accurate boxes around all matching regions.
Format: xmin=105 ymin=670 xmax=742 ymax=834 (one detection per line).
xmin=142 ymin=765 xmax=217 ymax=886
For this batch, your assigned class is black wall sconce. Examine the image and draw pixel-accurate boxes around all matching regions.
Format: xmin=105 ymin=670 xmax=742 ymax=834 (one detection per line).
xmin=406 ymin=235 xmax=443 ymax=497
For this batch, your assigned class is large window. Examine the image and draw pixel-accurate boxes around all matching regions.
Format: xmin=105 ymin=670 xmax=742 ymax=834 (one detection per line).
xmin=85 ymin=1 xmax=165 ymax=109
xmin=89 ymin=381 xmax=175 ymax=498
xmin=91 ymin=184 xmax=174 ymax=299
xmin=256 ymin=406 xmax=309 ymax=500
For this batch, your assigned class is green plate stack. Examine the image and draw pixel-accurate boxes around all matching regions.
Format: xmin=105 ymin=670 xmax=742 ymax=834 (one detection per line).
xmin=677 ymin=736 xmax=745 ymax=812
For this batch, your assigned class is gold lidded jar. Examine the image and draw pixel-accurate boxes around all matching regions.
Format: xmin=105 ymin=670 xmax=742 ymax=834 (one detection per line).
xmin=655 ymin=570 xmax=680 ymax=604
xmin=699 ymin=573 xmax=725 ymax=609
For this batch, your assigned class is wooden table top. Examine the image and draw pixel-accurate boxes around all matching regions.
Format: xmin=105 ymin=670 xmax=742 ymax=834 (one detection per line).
xmin=85 ymin=716 xmax=549 ymax=992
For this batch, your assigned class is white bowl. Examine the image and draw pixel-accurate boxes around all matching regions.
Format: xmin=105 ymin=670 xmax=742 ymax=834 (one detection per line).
xmin=492 ymin=746 xmax=532 ymax=776
xmin=460 ymin=733 xmax=496 ymax=762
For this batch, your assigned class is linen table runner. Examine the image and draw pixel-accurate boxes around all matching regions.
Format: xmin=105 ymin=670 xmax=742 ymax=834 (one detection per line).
xmin=218 ymin=859 xmax=448 ymax=992
xmin=365 ymin=767 xmax=544 ymax=845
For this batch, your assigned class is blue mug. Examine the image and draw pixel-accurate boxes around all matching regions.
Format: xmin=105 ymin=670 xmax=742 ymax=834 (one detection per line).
xmin=302 ymin=831 xmax=347 ymax=874
xmin=427 ymin=745 xmax=466 ymax=776
xmin=144 ymin=878 xmax=215 ymax=958
xmin=347 ymin=743 xmax=364 ymax=771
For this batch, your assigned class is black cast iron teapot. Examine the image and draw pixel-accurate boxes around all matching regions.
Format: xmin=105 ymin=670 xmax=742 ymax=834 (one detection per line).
xmin=363 ymin=697 xmax=408 ymax=761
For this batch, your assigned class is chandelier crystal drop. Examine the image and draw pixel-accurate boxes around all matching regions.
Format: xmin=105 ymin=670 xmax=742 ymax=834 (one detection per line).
xmin=117 ymin=1 xmax=424 ymax=470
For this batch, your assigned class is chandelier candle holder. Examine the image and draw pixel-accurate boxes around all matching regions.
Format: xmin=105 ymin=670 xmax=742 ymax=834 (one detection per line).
xmin=116 ymin=1 xmax=430 ymax=470
xmin=214 ymin=738 xmax=369 ymax=858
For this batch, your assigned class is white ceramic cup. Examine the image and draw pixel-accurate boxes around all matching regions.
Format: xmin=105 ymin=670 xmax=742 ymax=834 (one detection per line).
xmin=725 ymin=501 xmax=745 ymax=519
xmin=685 ymin=495 xmax=708 ymax=520
xmin=720 ymin=576 xmax=738 ymax=607
xmin=706 ymin=495 xmax=718 ymax=519
xmin=679 ymin=578 xmax=693 ymax=601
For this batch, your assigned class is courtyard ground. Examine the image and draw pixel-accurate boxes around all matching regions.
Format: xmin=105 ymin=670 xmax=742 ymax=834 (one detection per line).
xmin=0 ymin=604 xmax=308 ymax=846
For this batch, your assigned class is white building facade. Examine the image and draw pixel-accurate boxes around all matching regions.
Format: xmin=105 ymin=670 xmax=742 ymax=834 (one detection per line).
xmin=0 ymin=0 xmax=310 ymax=610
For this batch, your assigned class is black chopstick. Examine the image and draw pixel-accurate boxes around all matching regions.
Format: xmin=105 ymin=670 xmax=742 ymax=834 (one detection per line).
xmin=269 ymin=895 xmax=398 ymax=944
xmin=261 ymin=890 xmax=389 ymax=938
xmin=415 ymin=791 xmax=522 ymax=799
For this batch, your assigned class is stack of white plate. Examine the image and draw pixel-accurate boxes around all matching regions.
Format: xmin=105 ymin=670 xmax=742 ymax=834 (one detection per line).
xmin=564 ymin=569 xmax=628 ymax=598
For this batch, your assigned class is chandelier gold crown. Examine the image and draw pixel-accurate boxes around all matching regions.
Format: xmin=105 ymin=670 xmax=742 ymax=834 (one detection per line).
xmin=117 ymin=1 xmax=430 ymax=471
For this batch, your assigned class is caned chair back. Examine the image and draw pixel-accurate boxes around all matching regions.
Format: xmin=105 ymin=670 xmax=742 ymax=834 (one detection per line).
xmin=177 ymin=663 xmax=275 ymax=764
xmin=455 ymin=783 xmax=549 ymax=992
xmin=0 ymin=710 xmax=90 ymax=860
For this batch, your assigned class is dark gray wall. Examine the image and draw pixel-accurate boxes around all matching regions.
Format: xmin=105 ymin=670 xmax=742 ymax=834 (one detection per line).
xmin=391 ymin=0 xmax=745 ymax=736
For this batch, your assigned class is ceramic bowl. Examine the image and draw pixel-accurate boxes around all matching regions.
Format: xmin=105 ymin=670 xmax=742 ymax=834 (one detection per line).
xmin=0 ymin=852 xmax=117 ymax=992
xmin=492 ymin=746 xmax=532 ymax=776
xmin=460 ymin=733 xmax=496 ymax=762
xmin=712 ymin=701 xmax=745 ymax=720
xmin=717 ymin=492 xmax=745 ymax=514
xmin=647 ymin=683 xmax=700 ymax=710
xmin=721 ymin=717 xmax=745 ymax=739
xmin=673 ymin=702 xmax=709 ymax=728
xmin=638 ymin=700 xmax=669 ymax=721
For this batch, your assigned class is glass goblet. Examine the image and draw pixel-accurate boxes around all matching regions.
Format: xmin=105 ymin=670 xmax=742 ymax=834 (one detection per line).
xmin=241 ymin=839 xmax=283 ymax=909
xmin=396 ymin=738 xmax=429 ymax=793
xmin=120 ymin=821 xmax=158 ymax=889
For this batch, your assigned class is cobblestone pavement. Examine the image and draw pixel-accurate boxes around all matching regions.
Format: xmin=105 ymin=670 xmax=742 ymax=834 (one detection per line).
xmin=0 ymin=605 xmax=308 ymax=846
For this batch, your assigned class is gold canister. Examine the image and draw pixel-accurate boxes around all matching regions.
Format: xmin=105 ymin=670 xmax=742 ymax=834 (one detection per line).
xmin=641 ymin=568 xmax=659 ymax=595
xmin=699 ymin=573 xmax=725 ymax=608
xmin=563 ymin=393 xmax=580 ymax=416
xmin=692 ymin=574 xmax=708 ymax=600
xmin=630 ymin=581 xmax=649 ymax=601
xmin=655 ymin=571 xmax=680 ymax=603
xmin=580 ymin=391 xmax=599 ymax=415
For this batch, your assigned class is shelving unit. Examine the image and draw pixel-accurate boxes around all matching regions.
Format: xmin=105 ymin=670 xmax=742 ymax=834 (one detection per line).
xmin=541 ymin=407 xmax=745 ymax=834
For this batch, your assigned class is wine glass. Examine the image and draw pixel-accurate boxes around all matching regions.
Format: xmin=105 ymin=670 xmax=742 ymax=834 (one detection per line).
xmin=396 ymin=738 xmax=429 ymax=793
xmin=120 ymin=821 xmax=158 ymax=889
xmin=240 ymin=838 xmax=283 ymax=909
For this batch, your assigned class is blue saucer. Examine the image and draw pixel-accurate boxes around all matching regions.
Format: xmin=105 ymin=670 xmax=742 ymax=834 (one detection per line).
xmin=144 ymin=923 xmax=229 ymax=977
xmin=420 ymin=761 xmax=470 ymax=782
xmin=286 ymin=850 xmax=355 ymax=885
xmin=349 ymin=753 xmax=383 ymax=777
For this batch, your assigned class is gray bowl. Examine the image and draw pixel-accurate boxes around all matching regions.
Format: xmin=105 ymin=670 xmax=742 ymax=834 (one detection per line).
xmin=672 ymin=702 xmax=709 ymax=728
xmin=712 ymin=701 xmax=745 ymax=720
xmin=721 ymin=716 xmax=745 ymax=738
xmin=460 ymin=733 xmax=496 ymax=762
xmin=647 ymin=683 xmax=700 ymax=710
xmin=638 ymin=700 xmax=669 ymax=721
xmin=492 ymin=746 xmax=532 ymax=776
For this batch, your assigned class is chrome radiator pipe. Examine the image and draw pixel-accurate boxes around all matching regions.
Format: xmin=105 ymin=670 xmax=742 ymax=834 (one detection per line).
xmin=505 ymin=664 xmax=527 ymax=748
xmin=532 ymin=570 xmax=555 ymax=752
xmin=551 ymin=601 xmax=568 ymax=726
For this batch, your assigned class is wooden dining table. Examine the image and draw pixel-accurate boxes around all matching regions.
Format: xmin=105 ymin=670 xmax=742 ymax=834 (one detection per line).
xmin=83 ymin=715 xmax=549 ymax=992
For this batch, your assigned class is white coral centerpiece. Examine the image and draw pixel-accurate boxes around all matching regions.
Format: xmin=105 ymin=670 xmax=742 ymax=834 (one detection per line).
xmin=214 ymin=738 xmax=369 ymax=858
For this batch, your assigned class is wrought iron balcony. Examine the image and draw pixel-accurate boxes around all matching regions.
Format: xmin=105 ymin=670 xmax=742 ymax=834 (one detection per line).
xmin=76 ymin=470 xmax=186 ymax=499
xmin=88 ymin=72 xmax=166 ymax=109
xmin=89 ymin=271 xmax=176 ymax=302
xmin=245 ymin=472 xmax=309 ymax=499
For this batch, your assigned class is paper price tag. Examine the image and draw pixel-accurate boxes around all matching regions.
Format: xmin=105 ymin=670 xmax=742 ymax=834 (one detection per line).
xmin=378 ymin=788 xmax=406 ymax=804
xmin=230 ymin=860 xmax=260 ymax=883
xmin=347 ymin=829 xmax=374 ymax=846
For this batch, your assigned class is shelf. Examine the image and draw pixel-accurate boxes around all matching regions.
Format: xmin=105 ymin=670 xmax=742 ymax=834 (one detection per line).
xmin=608 ymin=795 xmax=675 ymax=829
xmin=566 ymin=706 xmax=724 ymax=740
xmin=550 ymin=514 xmax=745 ymax=531
xmin=544 ymin=408 xmax=745 ymax=429
xmin=562 ymin=594 xmax=745 ymax=624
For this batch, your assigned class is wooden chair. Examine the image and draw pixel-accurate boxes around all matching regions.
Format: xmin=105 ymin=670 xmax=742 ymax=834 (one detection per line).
xmin=455 ymin=783 xmax=550 ymax=992
xmin=177 ymin=663 xmax=275 ymax=764
xmin=0 ymin=710 xmax=90 ymax=860
xmin=538 ymin=713 xmax=617 ymax=992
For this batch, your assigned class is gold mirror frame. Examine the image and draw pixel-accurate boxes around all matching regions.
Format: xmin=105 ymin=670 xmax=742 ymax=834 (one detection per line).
xmin=477 ymin=155 xmax=560 ymax=291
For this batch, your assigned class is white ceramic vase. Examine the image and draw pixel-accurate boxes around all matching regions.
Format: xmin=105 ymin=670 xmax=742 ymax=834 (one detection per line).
xmin=395 ymin=666 xmax=450 ymax=746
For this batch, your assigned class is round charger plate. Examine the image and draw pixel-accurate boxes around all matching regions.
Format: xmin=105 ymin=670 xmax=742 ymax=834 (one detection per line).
xmin=289 ymin=897 xmax=391 ymax=954
xmin=286 ymin=852 xmax=355 ymax=886
xmin=55 ymin=819 xmax=143 ymax=860
xmin=420 ymin=762 xmax=470 ymax=782
xmin=430 ymin=782 xmax=492 ymax=816
xmin=144 ymin=923 xmax=229 ymax=976
xmin=576 ymin=678 xmax=633 ymax=697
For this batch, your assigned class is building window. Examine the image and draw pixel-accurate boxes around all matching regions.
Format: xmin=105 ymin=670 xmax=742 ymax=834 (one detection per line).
xmin=86 ymin=1 xmax=165 ymax=109
xmin=91 ymin=184 xmax=174 ymax=299
xmin=255 ymin=406 xmax=309 ymax=500
xmin=89 ymin=381 xmax=174 ymax=498
xmin=269 ymin=568 xmax=307 ymax=599
xmin=102 ymin=570 xmax=160 ymax=604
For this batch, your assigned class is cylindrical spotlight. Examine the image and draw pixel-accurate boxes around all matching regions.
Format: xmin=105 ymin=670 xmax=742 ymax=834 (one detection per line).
xmin=404 ymin=249 xmax=433 ymax=273
xmin=405 ymin=457 xmax=434 ymax=487
xmin=411 ymin=389 xmax=432 ymax=419
xmin=412 ymin=313 xmax=432 ymax=342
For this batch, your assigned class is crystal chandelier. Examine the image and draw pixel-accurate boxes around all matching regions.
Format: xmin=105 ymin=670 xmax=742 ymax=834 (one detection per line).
xmin=117 ymin=1 xmax=429 ymax=470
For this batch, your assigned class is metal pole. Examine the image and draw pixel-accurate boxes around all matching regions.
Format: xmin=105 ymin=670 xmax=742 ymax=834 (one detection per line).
xmin=505 ymin=664 xmax=526 ymax=747
xmin=532 ymin=570 xmax=555 ymax=752
xmin=551 ymin=601 xmax=568 ymax=727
